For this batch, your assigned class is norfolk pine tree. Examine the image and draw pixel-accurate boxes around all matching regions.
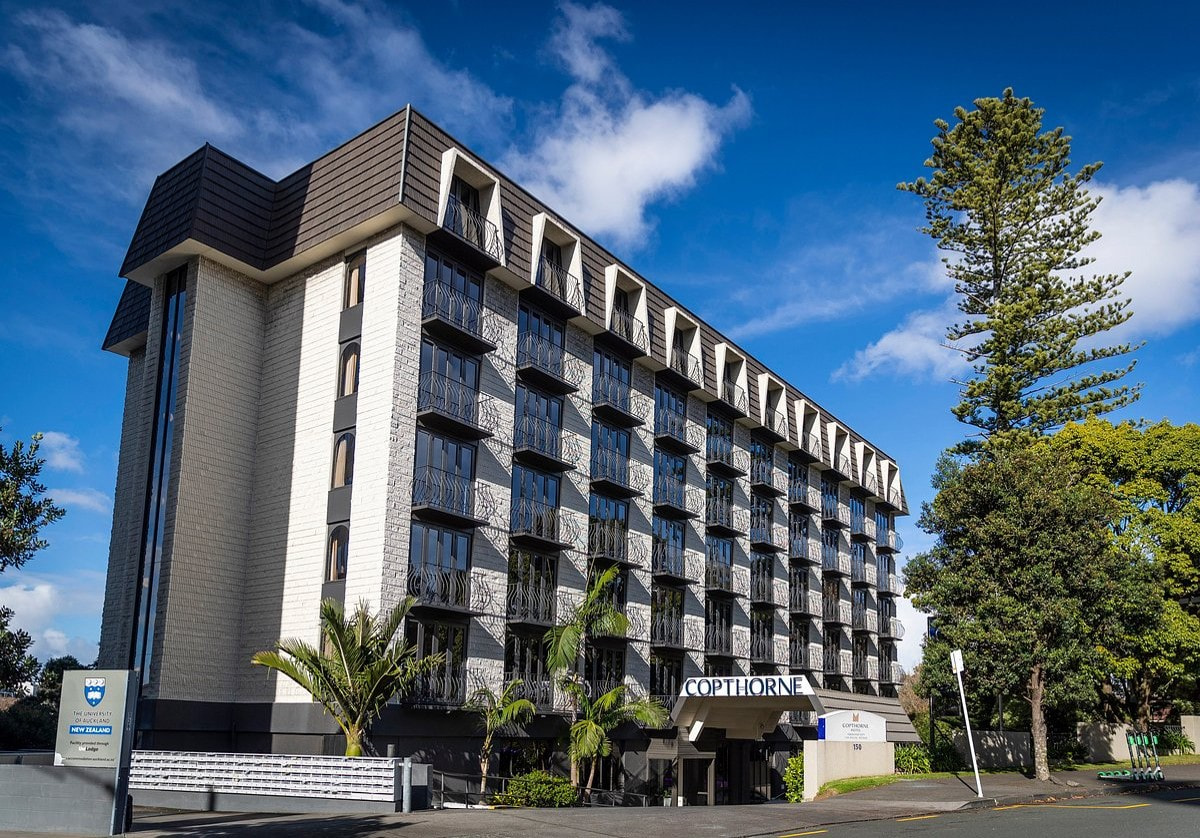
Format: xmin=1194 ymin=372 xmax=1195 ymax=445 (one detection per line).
xmin=899 ymin=89 xmax=1139 ymax=446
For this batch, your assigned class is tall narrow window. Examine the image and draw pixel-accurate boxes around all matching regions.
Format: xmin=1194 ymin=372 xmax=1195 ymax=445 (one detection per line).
xmin=327 ymin=526 xmax=349 ymax=581
xmin=344 ymin=253 xmax=365 ymax=309
xmin=331 ymin=432 xmax=355 ymax=488
xmin=338 ymin=342 xmax=360 ymax=397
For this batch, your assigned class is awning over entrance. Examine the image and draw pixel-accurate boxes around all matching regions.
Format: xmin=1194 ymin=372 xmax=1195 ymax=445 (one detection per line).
xmin=814 ymin=688 xmax=921 ymax=742
xmin=670 ymin=674 xmax=824 ymax=741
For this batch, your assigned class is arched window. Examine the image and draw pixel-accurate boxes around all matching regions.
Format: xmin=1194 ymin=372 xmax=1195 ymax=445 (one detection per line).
xmin=327 ymin=526 xmax=349 ymax=582
xmin=331 ymin=433 xmax=355 ymax=489
xmin=338 ymin=342 xmax=360 ymax=397
xmin=344 ymin=253 xmax=365 ymax=309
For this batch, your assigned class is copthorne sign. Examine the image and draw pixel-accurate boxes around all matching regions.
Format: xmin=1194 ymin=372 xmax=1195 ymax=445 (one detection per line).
xmin=679 ymin=674 xmax=816 ymax=699
xmin=817 ymin=709 xmax=886 ymax=742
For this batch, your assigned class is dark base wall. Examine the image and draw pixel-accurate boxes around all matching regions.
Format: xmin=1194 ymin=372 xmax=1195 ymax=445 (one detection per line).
xmin=0 ymin=765 xmax=123 ymax=836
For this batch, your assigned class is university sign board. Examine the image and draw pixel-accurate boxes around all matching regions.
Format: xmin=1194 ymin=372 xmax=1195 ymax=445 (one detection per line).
xmin=55 ymin=669 xmax=137 ymax=769
xmin=817 ymin=709 xmax=886 ymax=742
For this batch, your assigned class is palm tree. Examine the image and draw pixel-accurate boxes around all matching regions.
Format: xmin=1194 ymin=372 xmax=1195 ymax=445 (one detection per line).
xmin=543 ymin=564 xmax=630 ymax=786
xmin=251 ymin=596 xmax=442 ymax=756
xmin=563 ymin=680 xmax=668 ymax=795
xmin=464 ymin=678 xmax=536 ymax=797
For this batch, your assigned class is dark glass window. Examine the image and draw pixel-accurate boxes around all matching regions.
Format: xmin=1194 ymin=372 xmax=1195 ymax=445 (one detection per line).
xmin=421 ymin=339 xmax=480 ymax=388
xmin=650 ymin=652 xmax=683 ymax=698
xmin=343 ymin=253 xmax=365 ymax=309
xmin=338 ymin=342 xmax=359 ymax=397
xmin=331 ymin=432 xmax=355 ymax=488
xmin=512 ymin=464 xmax=560 ymax=506
xmin=327 ymin=526 xmax=349 ymax=582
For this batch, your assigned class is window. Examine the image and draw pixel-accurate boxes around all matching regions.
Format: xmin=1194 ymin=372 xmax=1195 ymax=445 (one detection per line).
xmin=654 ymin=449 xmax=687 ymax=506
xmin=406 ymin=618 xmax=467 ymax=703
xmin=518 ymin=306 xmax=565 ymax=367
xmin=424 ymin=250 xmax=484 ymax=334
xmin=419 ymin=339 xmax=481 ymax=422
xmin=331 ymin=432 xmax=354 ymax=489
xmin=514 ymin=384 xmax=563 ymax=458
xmin=338 ymin=342 xmax=360 ymax=398
xmin=593 ymin=348 xmax=631 ymax=409
xmin=583 ymin=644 xmax=625 ymax=693
xmin=513 ymin=464 xmax=560 ymax=507
xmin=650 ymin=652 xmax=683 ymax=698
xmin=654 ymin=383 xmax=687 ymax=438
xmin=706 ymin=534 xmax=733 ymax=567
xmin=750 ymin=440 xmax=772 ymax=477
xmin=705 ymin=659 xmax=733 ymax=678
xmin=508 ymin=550 xmax=558 ymax=624
xmin=505 ymin=630 xmax=551 ymax=684
xmin=327 ymin=526 xmax=349 ymax=581
xmin=652 ymin=514 xmax=685 ymax=574
xmin=750 ymin=492 xmax=772 ymax=527
xmin=592 ymin=422 xmax=631 ymax=485
xmin=790 ymin=512 xmax=809 ymax=541
xmin=415 ymin=429 xmax=475 ymax=479
xmin=589 ymin=493 xmax=628 ymax=561
xmin=849 ymin=496 xmax=865 ymax=530
xmin=343 ymin=253 xmax=365 ymax=309
xmin=410 ymin=522 xmax=471 ymax=574
xmin=542 ymin=239 xmax=563 ymax=268
xmin=706 ymin=411 xmax=733 ymax=463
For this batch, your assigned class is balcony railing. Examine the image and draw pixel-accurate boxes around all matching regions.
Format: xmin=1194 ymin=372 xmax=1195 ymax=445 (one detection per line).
xmin=749 ymin=460 xmax=774 ymax=491
xmin=705 ymin=561 xmax=733 ymax=593
xmin=852 ymin=606 xmax=879 ymax=634
xmin=790 ymin=642 xmax=822 ymax=671
xmin=821 ymin=497 xmax=851 ymax=527
xmin=853 ymin=656 xmax=880 ymax=681
xmin=764 ymin=409 xmax=788 ymax=439
xmin=822 ymin=548 xmax=851 ymax=576
xmin=422 ymin=281 xmax=497 ymax=348
xmin=588 ymin=521 xmax=644 ymax=566
xmin=705 ymin=435 xmax=739 ymax=472
xmin=536 ymin=256 xmax=585 ymax=312
xmin=513 ymin=415 xmax=578 ymax=467
xmin=789 ymin=536 xmax=818 ymax=564
xmin=750 ymin=571 xmax=776 ymax=605
xmin=669 ymin=349 xmax=702 ymax=385
xmin=510 ymin=498 xmax=571 ymax=546
xmin=878 ymin=572 xmax=901 ymax=595
xmin=880 ymin=615 xmax=905 ymax=640
xmin=411 ymin=466 xmax=478 ymax=521
xmin=704 ymin=625 xmax=733 ymax=656
xmin=652 ymin=474 xmax=700 ymax=517
xmin=823 ymin=598 xmax=852 ymax=625
xmin=408 ymin=665 xmax=467 ymax=706
xmin=517 ymin=332 xmax=580 ymax=389
xmin=584 ymin=677 xmax=625 ymax=700
xmin=721 ymin=381 xmax=748 ymax=415
xmin=824 ymin=649 xmax=853 ymax=676
xmin=416 ymin=371 xmax=495 ymax=437
xmin=886 ymin=488 xmax=904 ymax=510
xmin=851 ymin=558 xmax=877 ymax=587
xmin=749 ymin=633 xmax=777 ymax=663
xmin=789 ymin=481 xmax=820 ymax=511
xmin=506 ymin=581 xmax=557 ymax=625
xmin=789 ymin=587 xmax=822 ymax=617
xmin=407 ymin=564 xmax=471 ymax=611
xmin=862 ymin=471 xmax=880 ymax=498
xmin=444 ymin=194 xmax=503 ymax=262
xmin=590 ymin=448 xmax=645 ymax=495
xmin=504 ymin=671 xmax=555 ymax=710
xmin=831 ymin=454 xmax=853 ymax=480
xmin=651 ymin=541 xmax=687 ymax=579
xmin=877 ymin=529 xmax=903 ymax=552
xmin=592 ymin=372 xmax=641 ymax=423
xmin=800 ymin=431 xmax=822 ymax=461
xmin=788 ymin=710 xmax=818 ymax=727
xmin=880 ymin=661 xmax=906 ymax=685
xmin=608 ymin=308 xmax=649 ymax=354
xmin=654 ymin=409 xmax=702 ymax=452
xmin=649 ymin=613 xmax=684 ymax=647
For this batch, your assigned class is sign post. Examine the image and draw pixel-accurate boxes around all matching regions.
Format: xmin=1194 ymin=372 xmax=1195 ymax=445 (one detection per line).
xmin=950 ymin=649 xmax=983 ymax=798
xmin=54 ymin=670 xmax=137 ymax=835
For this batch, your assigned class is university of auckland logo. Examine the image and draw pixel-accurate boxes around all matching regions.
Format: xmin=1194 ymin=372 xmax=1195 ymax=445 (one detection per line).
xmin=84 ymin=677 xmax=106 ymax=708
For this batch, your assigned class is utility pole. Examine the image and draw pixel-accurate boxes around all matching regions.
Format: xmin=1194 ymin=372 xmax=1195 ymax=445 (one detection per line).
xmin=951 ymin=649 xmax=983 ymax=798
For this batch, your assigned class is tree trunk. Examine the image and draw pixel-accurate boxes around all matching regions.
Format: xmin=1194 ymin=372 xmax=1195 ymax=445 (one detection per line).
xmin=479 ymin=754 xmax=489 ymax=799
xmin=1138 ymin=677 xmax=1153 ymax=730
xmin=1029 ymin=664 xmax=1049 ymax=781
xmin=344 ymin=726 xmax=364 ymax=758
xmin=585 ymin=756 xmax=599 ymax=801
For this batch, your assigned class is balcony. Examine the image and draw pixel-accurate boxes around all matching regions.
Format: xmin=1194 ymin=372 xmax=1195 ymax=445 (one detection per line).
xmin=608 ymin=308 xmax=649 ymax=356
xmin=416 ymin=371 xmax=496 ymax=440
xmin=704 ymin=561 xmax=733 ymax=594
xmin=852 ymin=606 xmax=879 ymax=634
xmin=704 ymin=625 xmax=734 ymax=656
xmin=880 ymin=615 xmax=906 ymax=640
xmin=750 ymin=571 xmax=778 ymax=607
xmin=823 ymin=598 xmax=852 ymax=625
xmin=881 ymin=487 xmax=904 ymax=512
xmin=590 ymin=449 xmax=645 ymax=497
xmin=877 ymin=529 xmax=903 ymax=553
xmin=721 ymin=382 xmax=748 ymax=416
xmin=506 ymin=581 xmax=557 ymax=628
xmin=799 ymin=431 xmax=822 ymax=462
xmin=654 ymin=409 xmax=702 ymax=453
xmin=588 ymin=520 xmax=645 ymax=567
xmin=789 ymin=480 xmax=820 ymax=512
xmin=705 ymin=436 xmax=747 ymax=475
xmin=862 ymin=471 xmax=880 ymax=499
xmin=534 ymin=256 xmax=585 ymax=315
xmin=880 ymin=661 xmax=906 ymax=685
xmin=749 ymin=460 xmax=785 ymax=496
xmin=828 ymin=454 xmax=854 ymax=482
xmin=668 ymin=349 xmax=703 ymax=388
xmin=788 ymin=710 xmax=818 ymax=727
xmin=789 ymin=536 xmax=820 ymax=564
xmin=822 ymin=547 xmax=851 ymax=576
xmin=853 ymin=656 xmax=880 ymax=682
xmin=750 ymin=518 xmax=787 ymax=552
xmin=411 ymin=466 xmax=488 ymax=527
xmin=652 ymin=474 xmax=701 ymax=518
xmin=510 ymin=498 xmax=575 ymax=550
xmin=824 ymin=649 xmax=853 ymax=677
xmin=592 ymin=372 xmax=643 ymax=426
xmin=705 ymin=499 xmax=747 ymax=535
xmin=513 ymin=415 xmax=579 ymax=472
xmin=421 ymin=281 xmax=498 ymax=353
xmin=821 ymin=497 xmax=851 ymax=527
xmin=762 ymin=410 xmax=788 ymax=441
xmin=877 ymin=572 xmax=901 ymax=596
xmin=851 ymin=513 xmax=876 ymax=542
xmin=851 ymin=558 xmax=877 ymax=587
xmin=584 ymin=677 xmax=626 ymax=700
xmin=789 ymin=587 xmax=822 ymax=617
xmin=516 ymin=332 xmax=581 ymax=393
xmin=407 ymin=565 xmax=473 ymax=614
xmin=406 ymin=665 xmax=468 ymax=707
xmin=749 ymin=633 xmax=779 ymax=664
xmin=649 ymin=613 xmax=685 ymax=649
xmin=651 ymin=542 xmax=696 ymax=582
xmin=443 ymin=193 xmax=503 ymax=264
xmin=504 ymin=671 xmax=556 ymax=711
xmin=790 ymin=642 xmax=822 ymax=671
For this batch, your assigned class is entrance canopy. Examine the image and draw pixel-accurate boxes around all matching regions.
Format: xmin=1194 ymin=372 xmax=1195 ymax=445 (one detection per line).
xmin=670 ymin=674 xmax=824 ymax=741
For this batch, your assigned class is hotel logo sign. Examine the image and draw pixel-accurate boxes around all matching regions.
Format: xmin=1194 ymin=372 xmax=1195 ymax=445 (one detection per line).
xmin=679 ymin=674 xmax=815 ymax=698
xmin=817 ymin=709 xmax=886 ymax=742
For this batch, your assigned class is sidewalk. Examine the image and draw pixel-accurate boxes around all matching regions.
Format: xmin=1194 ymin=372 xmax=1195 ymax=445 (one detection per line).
xmin=5 ymin=765 xmax=1199 ymax=838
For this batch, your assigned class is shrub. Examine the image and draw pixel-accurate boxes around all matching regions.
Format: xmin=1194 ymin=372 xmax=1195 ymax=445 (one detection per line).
xmin=1157 ymin=729 xmax=1195 ymax=756
xmin=783 ymin=753 xmax=805 ymax=802
xmin=0 ymin=699 xmax=56 ymax=749
xmin=492 ymin=770 xmax=577 ymax=808
xmin=894 ymin=743 xmax=932 ymax=774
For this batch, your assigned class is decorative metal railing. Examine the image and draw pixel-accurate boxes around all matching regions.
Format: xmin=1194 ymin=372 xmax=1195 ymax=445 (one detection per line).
xmin=422 ymin=281 xmax=499 ymax=345
xmin=587 ymin=521 xmax=645 ymax=566
xmin=851 ymin=558 xmax=878 ymax=587
xmin=853 ymin=656 xmax=880 ymax=681
xmin=789 ymin=481 xmax=820 ymax=510
xmin=592 ymin=372 xmax=633 ymax=416
xmin=408 ymin=666 xmax=468 ymax=706
xmin=513 ymin=414 xmax=580 ymax=464
xmin=705 ymin=561 xmax=733 ymax=593
xmin=649 ymin=613 xmax=684 ymax=647
xmin=750 ymin=570 xmax=775 ymax=605
xmin=823 ymin=548 xmax=851 ymax=576
xmin=749 ymin=633 xmax=777 ymax=662
xmin=517 ymin=332 xmax=582 ymax=388
xmin=880 ymin=661 xmax=906 ymax=684
xmin=788 ymin=710 xmax=818 ymax=727
xmin=852 ymin=606 xmax=879 ymax=634
xmin=721 ymin=382 xmax=747 ymax=414
xmin=704 ymin=625 xmax=733 ymax=655
xmin=651 ymin=541 xmax=686 ymax=578
xmin=822 ymin=497 xmax=851 ymax=526
xmin=877 ymin=529 xmax=903 ymax=552
xmin=823 ymin=598 xmax=852 ymax=625
xmin=880 ymin=615 xmax=905 ymax=639
xmin=536 ymin=256 xmax=584 ymax=312
xmin=412 ymin=466 xmax=476 ymax=519
xmin=790 ymin=642 xmax=823 ymax=671
xmin=417 ymin=371 xmax=496 ymax=432
xmin=669 ymin=349 xmax=702 ymax=385
xmin=506 ymin=580 xmax=557 ymax=624
xmin=608 ymin=308 xmax=648 ymax=353
xmin=444 ymin=194 xmax=503 ymax=262
xmin=510 ymin=498 xmax=573 ymax=545
xmin=504 ymin=671 xmax=555 ymax=709
xmin=407 ymin=564 xmax=471 ymax=610
xmin=789 ymin=587 xmax=822 ymax=617
xmin=801 ymin=431 xmax=822 ymax=460
xmin=652 ymin=474 xmax=700 ymax=515
xmin=824 ymin=649 xmax=853 ymax=676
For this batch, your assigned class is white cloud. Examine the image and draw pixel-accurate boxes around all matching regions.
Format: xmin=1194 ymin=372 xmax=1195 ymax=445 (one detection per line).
xmin=46 ymin=488 xmax=112 ymax=514
xmin=503 ymin=3 xmax=750 ymax=249
xmin=833 ymin=299 xmax=969 ymax=383
xmin=0 ymin=572 xmax=104 ymax=662
xmin=38 ymin=431 xmax=85 ymax=473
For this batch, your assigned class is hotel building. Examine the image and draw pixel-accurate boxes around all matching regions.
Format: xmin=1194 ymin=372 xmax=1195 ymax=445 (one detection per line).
xmin=98 ymin=106 xmax=913 ymax=802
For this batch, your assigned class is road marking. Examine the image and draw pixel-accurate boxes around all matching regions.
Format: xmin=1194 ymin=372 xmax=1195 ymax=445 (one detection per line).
xmin=997 ymin=802 xmax=1151 ymax=811
xmin=778 ymin=830 xmax=827 ymax=837
xmin=896 ymin=814 xmax=940 ymax=821
xmin=1170 ymin=796 xmax=1200 ymax=802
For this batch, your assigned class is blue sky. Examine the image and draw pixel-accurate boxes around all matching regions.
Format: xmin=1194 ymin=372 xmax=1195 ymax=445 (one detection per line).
xmin=1 ymin=1 xmax=1198 ymax=671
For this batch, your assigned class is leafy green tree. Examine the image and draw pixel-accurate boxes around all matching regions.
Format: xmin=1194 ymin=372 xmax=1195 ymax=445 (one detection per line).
xmin=36 ymin=655 xmax=86 ymax=707
xmin=252 ymin=597 xmax=441 ymax=756
xmin=899 ymin=90 xmax=1139 ymax=447
xmin=464 ymin=677 xmax=536 ymax=797
xmin=905 ymin=442 xmax=1125 ymax=780
xmin=544 ymin=564 xmax=628 ymax=786
xmin=1055 ymin=419 xmax=1200 ymax=722
xmin=561 ymin=680 xmax=667 ymax=795
xmin=1 ymin=428 xmax=66 ymax=572
xmin=0 ymin=607 xmax=39 ymax=694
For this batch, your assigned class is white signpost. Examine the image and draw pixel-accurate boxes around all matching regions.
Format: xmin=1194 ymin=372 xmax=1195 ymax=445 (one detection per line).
xmin=951 ymin=649 xmax=984 ymax=798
